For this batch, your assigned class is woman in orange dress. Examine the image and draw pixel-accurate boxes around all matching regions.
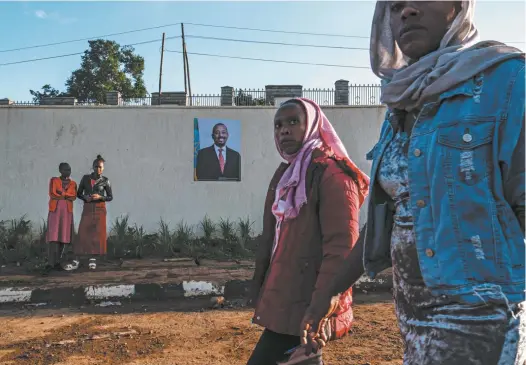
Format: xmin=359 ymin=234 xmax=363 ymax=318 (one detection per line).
xmin=76 ymin=154 xmax=113 ymax=270
xmin=46 ymin=162 xmax=77 ymax=271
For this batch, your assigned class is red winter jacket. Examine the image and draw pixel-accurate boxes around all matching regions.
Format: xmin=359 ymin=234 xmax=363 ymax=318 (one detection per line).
xmin=251 ymin=148 xmax=361 ymax=337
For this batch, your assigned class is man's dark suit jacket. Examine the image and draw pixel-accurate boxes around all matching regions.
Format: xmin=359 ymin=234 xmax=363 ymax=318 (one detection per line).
xmin=196 ymin=145 xmax=241 ymax=181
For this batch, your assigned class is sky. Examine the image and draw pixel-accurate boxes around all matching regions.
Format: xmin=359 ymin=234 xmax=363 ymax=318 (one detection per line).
xmin=0 ymin=1 xmax=524 ymax=102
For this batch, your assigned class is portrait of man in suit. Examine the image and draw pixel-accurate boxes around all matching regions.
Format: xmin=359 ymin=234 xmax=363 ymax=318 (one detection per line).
xmin=196 ymin=122 xmax=241 ymax=181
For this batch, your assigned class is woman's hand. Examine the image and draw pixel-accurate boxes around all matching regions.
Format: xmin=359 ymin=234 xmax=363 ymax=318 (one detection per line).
xmin=91 ymin=194 xmax=101 ymax=200
xmin=300 ymin=294 xmax=341 ymax=355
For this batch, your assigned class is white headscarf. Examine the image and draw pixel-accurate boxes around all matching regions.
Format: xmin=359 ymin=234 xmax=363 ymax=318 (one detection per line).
xmin=370 ymin=0 xmax=524 ymax=111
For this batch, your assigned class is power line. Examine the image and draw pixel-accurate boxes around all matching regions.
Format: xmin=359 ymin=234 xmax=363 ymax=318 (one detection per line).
xmin=0 ymin=23 xmax=181 ymax=54
xmin=1 ymin=19 xmax=523 ymax=55
xmin=0 ymin=35 xmax=365 ymax=68
xmin=0 ymin=36 xmax=179 ymax=67
xmin=185 ymin=22 xmax=370 ymax=39
xmin=165 ymin=49 xmax=370 ymax=69
xmin=185 ymin=22 xmax=525 ymax=44
xmin=185 ymin=34 xmax=369 ymax=51
xmin=0 ymin=22 xmax=370 ymax=55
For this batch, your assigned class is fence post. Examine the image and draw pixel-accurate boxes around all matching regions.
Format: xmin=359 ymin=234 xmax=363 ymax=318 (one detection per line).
xmin=40 ymin=97 xmax=77 ymax=106
xmin=151 ymin=92 xmax=187 ymax=106
xmin=106 ymin=91 xmax=121 ymax=106
xmin=334 ymin=80 xmax=349 ymax=105
xmin=221 ymin=86 xmax=234 ymax=106
xmin=265 ymin=85 xmax=303 ymax=106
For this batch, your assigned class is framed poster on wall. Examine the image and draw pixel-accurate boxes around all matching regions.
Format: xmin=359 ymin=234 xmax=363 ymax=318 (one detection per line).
xmin=194 ymin=118 xmax=241 ymax=182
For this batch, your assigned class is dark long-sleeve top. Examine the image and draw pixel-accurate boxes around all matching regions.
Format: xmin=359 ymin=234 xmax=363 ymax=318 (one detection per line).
xmin=326 ymin=224 xmax=366 ymax=297
xmin=77 ymin=173 xmax=113 ymax=203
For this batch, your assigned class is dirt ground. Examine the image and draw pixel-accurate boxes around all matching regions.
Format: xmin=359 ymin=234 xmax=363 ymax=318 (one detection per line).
xmin=0 ymin=293 xmax=402 ymax=365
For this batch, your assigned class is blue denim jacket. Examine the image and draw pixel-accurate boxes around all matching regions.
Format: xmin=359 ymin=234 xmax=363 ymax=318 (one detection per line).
xmin=363 ymin=58 xmax=525 ymax=305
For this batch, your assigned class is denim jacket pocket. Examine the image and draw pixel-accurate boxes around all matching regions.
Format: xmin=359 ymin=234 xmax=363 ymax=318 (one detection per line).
xmin=437 ymin=118 xmax=495 ymax=186
xmin=436 ymin=118 xmax=499 ymax=268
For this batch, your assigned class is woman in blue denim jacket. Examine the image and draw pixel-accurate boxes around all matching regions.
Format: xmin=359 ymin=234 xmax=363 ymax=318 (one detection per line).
xmin=300 ymin=1 xmax=525 ymax=364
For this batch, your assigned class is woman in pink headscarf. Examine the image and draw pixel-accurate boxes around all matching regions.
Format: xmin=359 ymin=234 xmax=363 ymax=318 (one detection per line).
xmin=246 ymin=98 xmax=369 ymax=365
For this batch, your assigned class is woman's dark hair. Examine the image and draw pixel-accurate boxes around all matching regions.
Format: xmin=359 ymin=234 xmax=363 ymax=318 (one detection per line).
xmin=58 ymin=162 xmax=70 ymax=170
xmin=334 ymin=158 xmax=359 ymax=185
xmin=280 ymin=99 xmax=305 ymax=111
xmin=93 ymin=154 xmax=105 ymax=167
xmin=278 ymin=99 xmax=309 ymax=120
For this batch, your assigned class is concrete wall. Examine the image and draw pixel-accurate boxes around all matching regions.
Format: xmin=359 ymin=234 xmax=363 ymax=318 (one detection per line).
xmin=0 ymin=105 xmax=385 ymax=233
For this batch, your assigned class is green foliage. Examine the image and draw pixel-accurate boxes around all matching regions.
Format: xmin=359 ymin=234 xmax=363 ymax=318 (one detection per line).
xmin=65 ymin=40 xmax=147 ymax=103
xmin=107 ymin=215 xmax=131 ymax=258
xmin=238 ymin=216 xmax=255 ymax=251
xmin=1 ymin=215 xmax=257 ymax=268
xmin=234 ymin=90 xmax=266 ymax=106
xmin=107 ymin=215 xmax=158 ymax=259
xmin=219 ymin=218 xmax=236 ymax=242
xmin=0 ymin=216 xmax=45 ymax=267
xmin=157 ymin=218 xmax=177 ymax=256
xmin=29 ymin=84 xmax=67 ymax=103
xmin=199 ymin=215 xmax=216 ymax=240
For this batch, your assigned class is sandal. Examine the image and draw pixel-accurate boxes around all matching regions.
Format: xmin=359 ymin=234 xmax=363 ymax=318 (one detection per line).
xmin=88 ymin=258 xmax=96 ymax=270
xmin=64 ymin=260 xmax=79 ymax=272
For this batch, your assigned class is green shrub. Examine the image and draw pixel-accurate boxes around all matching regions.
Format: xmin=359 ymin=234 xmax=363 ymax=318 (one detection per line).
xmin=199 ymin=215 xmax=216 ymax=241
xmin=0 ymin=215 xmax=257 ymax=265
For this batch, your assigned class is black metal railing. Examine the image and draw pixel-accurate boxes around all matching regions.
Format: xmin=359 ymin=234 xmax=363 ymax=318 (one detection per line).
xmin=349 ymin=84 xmax=382 ymax=106
xmin=303 ymin=88 xmax=335 ymax=106
xmin=9 ymin=85 xmax=383 ymax=107
xmin=190 ymin=94 xmax=221 ymax=106
xmin=120 ymin=97 xmax=153 ymax=106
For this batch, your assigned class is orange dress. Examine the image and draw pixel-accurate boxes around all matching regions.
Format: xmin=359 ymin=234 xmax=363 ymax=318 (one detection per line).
xmin=46 ymin=177 xmax=77 ymax=244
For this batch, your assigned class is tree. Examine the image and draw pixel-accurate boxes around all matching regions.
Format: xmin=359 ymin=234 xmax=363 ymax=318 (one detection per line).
xmin=29 ymin=84 xmax=65 ymax=103
xmin=65 ymin=39 xmax=147 ymax=103
xmin=234 ymin=90 xmax=266 ymax=106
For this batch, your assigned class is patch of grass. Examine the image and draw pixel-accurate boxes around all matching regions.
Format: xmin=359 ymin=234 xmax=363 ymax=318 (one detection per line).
xmin=199 ymin=215 xmax=216 ymax=241
xmin=107 ymin=215 xmax=131 ymax=258
xmin=219 ymin=218 xmax=236 ymax=242
xmin=38 ymin=219 xmax=48 ymax=245
xmin=157 ymin=218 xmax=177 ymax=256
xmin=6 ymin=215 xmax=32 ymax=248
xmin=174 ymin=221 xmax=194 ymax=245
xmin=130 ymin=224 xmax=158 ymax=258
xmin=236 ymin=216 xmax=257 ymax=256
xmin=1 ymin=215 xmax=257 ymax=266
xmin=0 ymin=215 xmax=45 ymax=268
xmin=238 ymin=217 xmax=254 ymax=245
xmin=218 ymin=217 xmax=247 ymax=258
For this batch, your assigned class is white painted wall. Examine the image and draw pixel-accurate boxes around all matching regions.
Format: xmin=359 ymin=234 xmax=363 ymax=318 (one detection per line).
xmin=0 ymin=105 xmax=385 ymax=233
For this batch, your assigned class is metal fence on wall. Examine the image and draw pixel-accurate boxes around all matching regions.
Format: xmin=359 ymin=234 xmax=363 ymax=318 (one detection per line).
xmin=231 ymin=85 xmax=381 ymax=106
xmin=10 ymin=85 xmax=382 ymax=107
xmin=116 ymin=95 xmax=222 ymax=106
xmin=191 ymin=94 xmax=221 ymax=106
xmin=349 ymin=85 xmax=381 ymax=106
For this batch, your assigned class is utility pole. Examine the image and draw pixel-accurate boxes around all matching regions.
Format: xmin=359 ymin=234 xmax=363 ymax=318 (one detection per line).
xmin=158 ymin=32 xmax=166 ymax=106
xmin=181 ymin=23 xmax=188 ymax=97
xmin=181 ymin=23 xmax=192 ymax=106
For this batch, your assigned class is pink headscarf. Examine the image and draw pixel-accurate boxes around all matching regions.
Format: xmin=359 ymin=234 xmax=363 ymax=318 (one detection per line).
xmin=272 ymin=98 xmax=370 ymax=221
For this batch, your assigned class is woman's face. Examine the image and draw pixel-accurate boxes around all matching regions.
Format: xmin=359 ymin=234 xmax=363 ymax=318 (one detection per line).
xmin=59 ymin=164 xmax=71 ymax=178
xmin=93 ymin=161 xmax=104 ymax=175
xmin=274 ymin=102 xmax=307 ymax=155
xmin=389 ymin=1 xmax=460 ymax=60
